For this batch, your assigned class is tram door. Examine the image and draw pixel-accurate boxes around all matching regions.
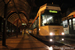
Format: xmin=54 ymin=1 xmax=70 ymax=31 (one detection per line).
xmin=72 ymin=18 xmax=75 ymax=34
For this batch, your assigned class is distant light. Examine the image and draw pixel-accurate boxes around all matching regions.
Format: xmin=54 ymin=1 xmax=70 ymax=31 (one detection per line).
xmin=49 ymin=10 xmax=57 ymax=13
xmin=22 ymin=23 xmax=26 ymax=25
xmin=12 ymin=30 xmax=14 ymax=32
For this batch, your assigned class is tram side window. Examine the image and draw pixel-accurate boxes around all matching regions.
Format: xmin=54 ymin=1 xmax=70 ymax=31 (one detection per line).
xmin=35 ymin=19 xmax=38 ymax=28
xmin=69 ymin=19 xmax=71 ymax=28
xmin=33 ymin=23 xmax=35 ymax=28
xmin=41 ymin=15 xmax=46 ymax=26
xmin=73 ymin=18 xmax=75 ymax=30
xmin=33 ymin=23 xmax=35 ymax=29
xmin=33 ymin=20 xmax=38 ymax=28
xmin=38 ymin=17 xmax=39 ymax=27
xmin=63 ymin=20 xmax=68 ymax=28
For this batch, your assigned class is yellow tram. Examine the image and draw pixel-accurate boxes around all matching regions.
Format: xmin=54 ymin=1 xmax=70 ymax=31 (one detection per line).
xmin=30 ymin=3 xmax=65 ymax=42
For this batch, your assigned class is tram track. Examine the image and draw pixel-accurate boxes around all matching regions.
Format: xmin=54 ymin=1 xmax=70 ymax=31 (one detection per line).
xmin=30 ymin=34 xmax=75 ymax=49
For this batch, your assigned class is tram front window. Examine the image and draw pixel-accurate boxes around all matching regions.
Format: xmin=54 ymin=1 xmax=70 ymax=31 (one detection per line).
xmin=42 ymin=14 xmax=61 ymax=26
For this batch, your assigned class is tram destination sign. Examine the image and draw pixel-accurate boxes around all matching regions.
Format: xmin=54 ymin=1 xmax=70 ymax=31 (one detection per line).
xmin=49 ymin=10 xmax=58 ymax=13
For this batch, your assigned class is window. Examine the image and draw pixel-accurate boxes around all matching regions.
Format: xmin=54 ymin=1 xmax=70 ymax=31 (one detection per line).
xmin=33 ymin=23 xmax=35 ymax=28
xmin=35 ymin=20 xmax=37 ymax=28
xmin=31 ymin=17 xmax=39 ymax=29
xmin=63 ymin=20 xmax=68 ymax=28
xmin=42 ymin=15 xmax=53 ymax=26
xmin=69 ymin=19 xmax=71 ymax=28
xmin=73 ymin=18 xmax=75 ymax=30
xmin=38 ymin=17 xmax=39 ymax=27
xmin=33 ymin=19 xmax=38 ymax=28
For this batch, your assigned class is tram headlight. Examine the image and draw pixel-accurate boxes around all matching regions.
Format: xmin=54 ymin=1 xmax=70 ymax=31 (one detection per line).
xmin=50 ymin=39 xmax=53 ymax=42
xmin=61 ymin=32 xmax=65 ymax=35
xmin=62 ymin=38 xmax=64 ymax=41
xmin=50 ymin=32 xmax=54 ymax=36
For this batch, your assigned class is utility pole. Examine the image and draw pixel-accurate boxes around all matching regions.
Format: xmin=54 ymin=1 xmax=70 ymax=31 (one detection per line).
xmin=2 ymin=4 xmax=7 ymax=46
xmin=2 ymin=0 xmax=12 ymax=46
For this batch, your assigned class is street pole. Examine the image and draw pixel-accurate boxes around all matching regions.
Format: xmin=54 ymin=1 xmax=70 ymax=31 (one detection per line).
xmin=2 ymin=4 xmax=7 ymax=46
xmin=16 ymin=20 xmax=18 ymax=38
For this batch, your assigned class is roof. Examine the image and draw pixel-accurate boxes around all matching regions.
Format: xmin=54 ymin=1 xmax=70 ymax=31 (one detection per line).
xmin=67 ymin=11 xmax=75 ymax=17
xmin=62 ymin=11 xmax=75 ymax=21
xmin=0 ymin=0 xmax=31 ymax=27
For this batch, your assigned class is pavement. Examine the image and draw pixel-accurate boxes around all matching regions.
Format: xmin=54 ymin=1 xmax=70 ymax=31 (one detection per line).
xmin=0 ymin=34 xmax=75 ymax=50
xmin=0 ymin=34 xmax=50 ymax=50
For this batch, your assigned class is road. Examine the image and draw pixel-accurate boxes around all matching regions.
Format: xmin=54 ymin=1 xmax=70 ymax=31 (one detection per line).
xmin=47 ymin=37 xmax=75 ymax=50
xmin=32 ymin=35 xmax=75 ymax=50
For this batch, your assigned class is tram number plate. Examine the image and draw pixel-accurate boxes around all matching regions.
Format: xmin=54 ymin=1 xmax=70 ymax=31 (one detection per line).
xmin=56 ymin=37 xmax=59 ymax=39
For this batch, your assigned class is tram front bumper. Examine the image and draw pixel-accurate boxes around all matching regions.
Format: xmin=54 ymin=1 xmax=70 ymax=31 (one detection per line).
xmin=46 ymin=35 xmax=65 ymax=42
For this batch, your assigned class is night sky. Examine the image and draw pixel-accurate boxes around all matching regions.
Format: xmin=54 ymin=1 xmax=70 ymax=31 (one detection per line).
xmin=29 ymin=0 xmax=75 ymax=19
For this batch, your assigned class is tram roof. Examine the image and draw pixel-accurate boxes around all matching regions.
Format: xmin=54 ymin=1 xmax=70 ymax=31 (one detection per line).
xmin=67 ymin=11 xmax=75 ymax=17
xmin=40 ymin=3 xmax=59 ymax=9
xmin=39 ymin=3 xmax=61 ymax=11
xmin=32 ymin=3 xmax=61 ymax=24
xmin=62 ymin=11 xmax=75 ymax=21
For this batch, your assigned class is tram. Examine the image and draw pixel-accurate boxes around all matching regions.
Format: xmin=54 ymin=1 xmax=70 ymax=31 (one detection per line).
xmin=30 ymin=3 xmax=65 ymax=42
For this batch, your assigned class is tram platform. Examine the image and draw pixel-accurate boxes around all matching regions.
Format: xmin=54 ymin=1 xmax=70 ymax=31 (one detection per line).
xmin=0 ymin=34 xmax=50 ymax=50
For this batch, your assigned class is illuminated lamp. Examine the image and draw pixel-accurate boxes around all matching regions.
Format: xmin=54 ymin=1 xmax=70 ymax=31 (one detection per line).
xmin=22 ymin=23 xmax=26 ymax=25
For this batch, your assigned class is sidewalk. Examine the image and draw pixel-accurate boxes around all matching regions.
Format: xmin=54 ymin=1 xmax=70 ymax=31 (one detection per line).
xmin=0 ymin=34 xmax=49 ymax=50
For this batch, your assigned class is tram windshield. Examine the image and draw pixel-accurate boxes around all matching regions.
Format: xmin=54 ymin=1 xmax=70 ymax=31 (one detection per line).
xmin=41 ymin=14 xmax=61 ymax=26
